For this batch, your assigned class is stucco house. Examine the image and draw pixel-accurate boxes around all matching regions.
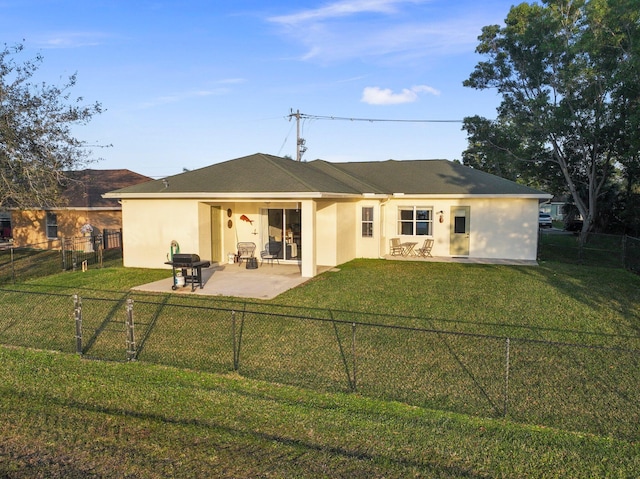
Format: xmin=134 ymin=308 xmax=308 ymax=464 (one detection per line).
xmin=9 ymin=169 xmax=151 ymax=248
xmin=105 ymin=153 xmax=551 ymax=277
xmin=104 ymin=153 xmax=551 ymax=277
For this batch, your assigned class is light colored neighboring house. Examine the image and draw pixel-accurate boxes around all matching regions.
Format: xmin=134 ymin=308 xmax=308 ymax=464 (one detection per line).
xmin=9 ymin=169 xmax=151 ymax=248
xmin=105 ymin=153 xmax=552 ymax=277
xmin=540 ymin=200 xmax=565 ymax=220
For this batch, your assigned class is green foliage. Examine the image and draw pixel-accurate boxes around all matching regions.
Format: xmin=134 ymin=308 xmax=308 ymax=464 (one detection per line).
xmin=463 ymin=0 xmax=640 ymax=234
xmin=0 ymin=43 xmax=104 ymax=209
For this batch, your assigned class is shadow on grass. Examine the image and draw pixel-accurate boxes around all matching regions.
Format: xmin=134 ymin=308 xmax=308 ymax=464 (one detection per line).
xmin=6 ymin=387 xmax=486 ymax=479
xmin=135 ymin=294 xmax=172 ymax=358
xmin=82 ymin=295 xmax=131 ymax=356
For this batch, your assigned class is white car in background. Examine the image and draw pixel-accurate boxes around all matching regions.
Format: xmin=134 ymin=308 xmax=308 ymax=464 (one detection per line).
xmin=538 ymin=212 xmax=553 ymax=229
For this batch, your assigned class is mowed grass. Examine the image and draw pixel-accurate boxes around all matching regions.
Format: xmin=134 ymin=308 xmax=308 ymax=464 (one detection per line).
xmin=17 ymin=257 xmax=640 ymax=342
xmin=1 ymin=255 xmax=639 ymax=477
xmin=1 ymin=345 xmax=639 ymax=479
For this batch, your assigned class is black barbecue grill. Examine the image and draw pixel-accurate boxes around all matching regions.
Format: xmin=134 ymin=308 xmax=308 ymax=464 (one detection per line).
xmin=165 ymin=253 xmax=211 ymax=291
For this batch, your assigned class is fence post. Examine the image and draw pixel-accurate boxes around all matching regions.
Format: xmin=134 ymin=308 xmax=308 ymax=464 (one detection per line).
xmin=232 ymin=310 xmax=238 ymax=371
xmin=232 ymin=308 xmax=246 ymax=371
xmin=98 ymin=237 xmax=104 ymax=268
xmin=73 ymin=294 xmax=82 ymax=355
xmin=351 ymin=322 xmax=357 ymax=392
xmin=10 ymin=247 xmax=16 ymax=283
xmin=61 ymin=238 xmax=67 ymax=271
xmin=504 ymin=337 xmax=510 ymax=417
xmin=126 ymin=299 xmax=136 ymax=361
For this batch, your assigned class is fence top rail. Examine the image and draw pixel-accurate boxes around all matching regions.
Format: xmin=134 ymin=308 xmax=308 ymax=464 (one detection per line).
xmin=127 ymin=292 xmax=640 ymax=344
xmin=0 ymin=286 xmax=76 ymax=299
xmin=89 ymin=294 xmax=640 ymax=355
xmin=1 ymin=287 xmax=638 ymax=355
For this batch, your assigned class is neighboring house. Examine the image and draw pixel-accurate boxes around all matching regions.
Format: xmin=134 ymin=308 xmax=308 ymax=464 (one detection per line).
xmin=105 ymin=153 xmax=551 ymax=278
xmin=540 ymin=197 xmax=566 ymax=220
xmin=9 ymin=169 xmax=151 ymax=248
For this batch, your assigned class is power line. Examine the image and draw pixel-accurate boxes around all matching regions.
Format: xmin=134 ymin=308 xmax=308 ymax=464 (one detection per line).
xmin=297 ymin=113 xmax=463 ymax=123
xmin=287 ymin=109 xmax=463 ymax=161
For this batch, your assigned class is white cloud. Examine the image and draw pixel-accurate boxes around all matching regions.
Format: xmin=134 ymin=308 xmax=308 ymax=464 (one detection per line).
xmin=269 ymin=0 xmax=421 ymax=25
xmin=266 ymin=0 xmax=487 ymax=65
xmin=35 ymin=31 xmax=109 ymax=49
xmin=361 ymin=85 xmax=440 ymax=105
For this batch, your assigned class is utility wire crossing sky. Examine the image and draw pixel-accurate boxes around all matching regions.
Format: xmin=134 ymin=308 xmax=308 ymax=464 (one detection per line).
xmin=1 ymin=0 xmax=512 ymax=178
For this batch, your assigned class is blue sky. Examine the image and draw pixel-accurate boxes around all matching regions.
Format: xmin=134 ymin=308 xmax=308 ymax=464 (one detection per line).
xmin=2 ymin=0 xmax=516 ymax=178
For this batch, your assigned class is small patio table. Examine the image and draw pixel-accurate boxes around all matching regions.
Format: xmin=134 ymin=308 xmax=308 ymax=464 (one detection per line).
xmin=401 ymin=242 xmax=418 ymax=256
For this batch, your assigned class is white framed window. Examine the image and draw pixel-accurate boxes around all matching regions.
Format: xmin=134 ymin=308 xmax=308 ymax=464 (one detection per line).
xmin=398 ymin=207 xmax=432 ymax=236
xmin=361 ymin=207 xmax=374 ymax=237
xmin=46 ymin=212 xmax=58 ymax=239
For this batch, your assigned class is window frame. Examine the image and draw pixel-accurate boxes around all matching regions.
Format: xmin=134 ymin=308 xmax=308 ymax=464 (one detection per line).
xmin=46 ymin=211 xmax=58 ymax=239
xmin=397 ymin=206 xmax=433 ymax=236
xmin=361 ymin=206 xmax=374 ymax=238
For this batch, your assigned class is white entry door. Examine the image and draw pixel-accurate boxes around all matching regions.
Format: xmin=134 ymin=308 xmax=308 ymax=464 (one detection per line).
xmin=449 ymin=206 xmax=470 ymax=256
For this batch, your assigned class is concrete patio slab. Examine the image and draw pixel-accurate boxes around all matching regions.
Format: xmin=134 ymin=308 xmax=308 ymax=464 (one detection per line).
xmin=132 ymin=262 xmax=327 ymax=300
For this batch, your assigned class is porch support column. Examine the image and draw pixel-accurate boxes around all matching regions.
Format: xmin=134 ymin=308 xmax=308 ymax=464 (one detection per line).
xmin=301 ymin=199 xmax=316 ymax=278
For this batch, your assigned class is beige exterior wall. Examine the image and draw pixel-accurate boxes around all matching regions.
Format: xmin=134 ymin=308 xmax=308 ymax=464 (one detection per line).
xmin=335 ymin=201 xmax=356 ymax=265
xmin=300 ymin=200 xmax=316 ymax=277
xmin=121 ymin=199 xmax=313 ymax=270
xmin=465 ymin=197 xmax=539 ymax=260
xmin=314 ymin=200 xmax=357 ymax=267
xmin=378 ymin=197 xmax=540 ymax=260
xmin=121 ymin=199 xmax=202 ymax=268
xmin=119 ymin=194 xmax=541 ymax=274
xmin=314 ymin=201 xmax=336 ymax=266
xmin=11 ymin=209 xmax=122 ymax=248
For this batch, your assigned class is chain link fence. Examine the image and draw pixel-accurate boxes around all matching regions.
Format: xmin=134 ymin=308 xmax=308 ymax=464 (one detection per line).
xmin=1 ymin=287 xmax=638 ymax=441
xmin=625 ymin=234 xmax=640 ymax=273
xmin=539 ymin=231 xmax=640 ymax=273
xmin=0 ymin=231 xmax=122 ymax=283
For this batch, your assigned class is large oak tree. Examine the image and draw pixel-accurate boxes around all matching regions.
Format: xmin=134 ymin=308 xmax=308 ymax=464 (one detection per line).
xmin=463 ymin=0 xmax=640 ymax=234
xmin=0 ymin=43 xmax=103 ymax=209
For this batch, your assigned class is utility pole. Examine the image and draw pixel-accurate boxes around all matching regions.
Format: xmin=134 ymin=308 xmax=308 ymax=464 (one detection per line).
xmin=288 ymin=109 xmax=307 ymax=161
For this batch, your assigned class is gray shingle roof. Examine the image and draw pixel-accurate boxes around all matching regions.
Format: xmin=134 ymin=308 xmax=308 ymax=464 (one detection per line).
xmin=108 ymin=153 xmax=549 ymax=198
xmin=311 ymin=159 xmax=546 ymax=195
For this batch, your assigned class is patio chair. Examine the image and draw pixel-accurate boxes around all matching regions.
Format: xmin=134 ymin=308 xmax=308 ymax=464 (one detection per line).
xmin=390 ymin=238 xmax=404 ymax=256
xmin=416 ymin=238 xmax=434 ymax=258
xmin=237 ymin=242 xmax=256 ymax=265
xmin=260 ymin=241 xmax=281 ymax=266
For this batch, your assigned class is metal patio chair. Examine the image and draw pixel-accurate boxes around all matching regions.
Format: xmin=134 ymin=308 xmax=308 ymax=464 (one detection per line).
xmin=237 ymin=242 xmax=256 ymax=265
xmin=260 ymin=241 xmax=281 ymax=266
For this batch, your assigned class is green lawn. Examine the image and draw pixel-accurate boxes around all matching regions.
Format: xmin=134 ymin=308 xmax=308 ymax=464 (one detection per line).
xmin=1 ymin=345 xmax=638 ymax=478
xmin=1 ymin=256 xmax=639 ymax=477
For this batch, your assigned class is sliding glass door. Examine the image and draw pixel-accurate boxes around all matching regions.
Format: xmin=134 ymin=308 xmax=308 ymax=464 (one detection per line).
xmin=261 ymin=208 xmax=301 ymax=261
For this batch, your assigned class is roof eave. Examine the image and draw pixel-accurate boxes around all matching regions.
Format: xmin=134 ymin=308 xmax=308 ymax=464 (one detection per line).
xmin=388 ymin=193 xmax=553 ymax=199
xmin=104 ymin=192 xmax=551 ymax=200
xmin=103 ymin=192 xmax=363 ymax=200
